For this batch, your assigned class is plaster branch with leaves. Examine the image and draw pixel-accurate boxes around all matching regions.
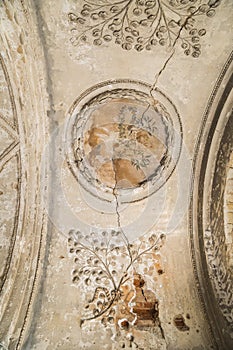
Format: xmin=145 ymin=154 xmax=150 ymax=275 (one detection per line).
xmin=68 ymin=0 xmax=222 ymax=57
xmin=67 ymin=229 xmax=166 ymax=325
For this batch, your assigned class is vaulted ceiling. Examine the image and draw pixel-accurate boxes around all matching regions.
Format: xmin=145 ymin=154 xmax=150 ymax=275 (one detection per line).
xmin=0 ymin=1 xmax=232 ymax=349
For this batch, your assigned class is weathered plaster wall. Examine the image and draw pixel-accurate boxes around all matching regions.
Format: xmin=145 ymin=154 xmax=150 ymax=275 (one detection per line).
xmin=0 ymin=1 xmax=232 ymax=349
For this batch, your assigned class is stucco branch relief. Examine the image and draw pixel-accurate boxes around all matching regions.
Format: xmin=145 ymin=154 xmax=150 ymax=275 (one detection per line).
xmin=0 ymin=0 xmax=232 ymax=349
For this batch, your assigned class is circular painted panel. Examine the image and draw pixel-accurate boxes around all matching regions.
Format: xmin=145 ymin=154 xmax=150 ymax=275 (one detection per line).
xmin=66 ymin=80 xmax=182 ymax=202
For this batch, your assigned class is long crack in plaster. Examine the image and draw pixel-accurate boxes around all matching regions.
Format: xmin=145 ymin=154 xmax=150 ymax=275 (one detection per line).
xmin=149 ymin=3 xmax=208 ymax=95
xmin=112 ymin=160 xmax=133 ymax=263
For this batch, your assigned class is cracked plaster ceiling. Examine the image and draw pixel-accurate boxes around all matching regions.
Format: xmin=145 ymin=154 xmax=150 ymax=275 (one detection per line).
xmin=0 ymin=1 xmax=232 ymax=349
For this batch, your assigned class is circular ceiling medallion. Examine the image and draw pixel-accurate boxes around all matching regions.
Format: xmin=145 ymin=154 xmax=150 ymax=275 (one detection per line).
xmin=66 ymin=80 xmax=182 ymax=202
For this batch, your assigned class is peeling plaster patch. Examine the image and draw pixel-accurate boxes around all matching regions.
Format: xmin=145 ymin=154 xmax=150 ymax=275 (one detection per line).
xmin=173 ymin=314 xmax=190 ymax=332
